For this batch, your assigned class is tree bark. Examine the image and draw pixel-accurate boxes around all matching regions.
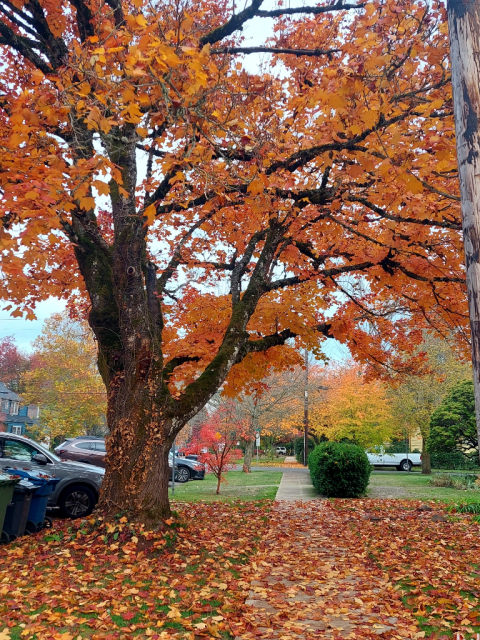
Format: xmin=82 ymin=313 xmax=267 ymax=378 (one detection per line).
xmin=421 ymin=441 xmax=431 ymax=475
xmin=448 ymin=0 xmax=480 ymax=464
xmin=243 ymin=439 xmax=254 ymax=473
xmin=99 ymin=386 xmax=179 ymax=524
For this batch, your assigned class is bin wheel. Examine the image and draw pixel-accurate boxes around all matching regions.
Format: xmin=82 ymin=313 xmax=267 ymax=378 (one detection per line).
xmin=43 ymin=516 xmax=53 ymax=529
xmin=1 ymin=531 xmax=10 ymax=544
xmin=25 ymin=521 xmax=37 ymax=535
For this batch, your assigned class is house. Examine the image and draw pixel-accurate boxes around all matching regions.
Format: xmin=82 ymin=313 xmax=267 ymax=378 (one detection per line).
xmin=0 ymin=381 xmax=39 ymax=435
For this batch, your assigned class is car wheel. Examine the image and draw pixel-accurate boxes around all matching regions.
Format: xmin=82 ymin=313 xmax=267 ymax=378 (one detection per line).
xmin=400 ymin=460 xmax=412 ymax=472
xmin=59 ymin=484 xmax=96 ymax=518
xmin=175 ymin=466 xmax=190 ymax=483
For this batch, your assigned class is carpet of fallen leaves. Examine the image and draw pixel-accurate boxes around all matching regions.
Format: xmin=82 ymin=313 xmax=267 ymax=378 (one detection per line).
xmin=1 ymin=499 xmax=480 ymax=640
xmin=0 ymin=501 xmax=270 ymax=640
xmin=235 ymin=500 xmax=480 ymax=640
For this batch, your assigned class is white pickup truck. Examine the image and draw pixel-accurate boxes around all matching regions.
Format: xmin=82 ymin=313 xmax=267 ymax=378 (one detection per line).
xmin=366 ymin=450 xmax=421 ymax=472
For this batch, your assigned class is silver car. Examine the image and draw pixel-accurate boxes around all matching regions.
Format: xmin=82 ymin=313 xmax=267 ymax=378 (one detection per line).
xmin=0 ymin=433 xmax=104 ymax=518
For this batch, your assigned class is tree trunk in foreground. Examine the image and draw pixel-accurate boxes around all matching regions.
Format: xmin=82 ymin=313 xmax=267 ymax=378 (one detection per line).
xmin=448 ymin=0 xmax=480 ymax=464
xmin=421 ymin=442 xmax=431 ymax=475
xmin=243 ymin=440 xmax=254 ymax=473
xmin=99 ymin=388 xmax=178 ymax=525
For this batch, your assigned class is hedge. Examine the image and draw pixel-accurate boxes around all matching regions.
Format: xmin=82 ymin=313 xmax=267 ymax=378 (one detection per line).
xmin=430 ymin=451 xmax=479 ymax=471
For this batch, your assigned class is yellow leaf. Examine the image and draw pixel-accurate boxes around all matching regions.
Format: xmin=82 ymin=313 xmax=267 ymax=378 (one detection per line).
xmin=119 ymin=516 xmax=128 ymax=523
xmin=88 ymin=35 xmax=99 ymax=43
xmin=247 ymin=178 xmax=263 ymax=196
xmin=25 ymin=191 xmax=38 ymax=200
xmin=79 ymin=196 xmax=95 ymax=211
xmin=136 ymin=127 xmax=148 ymax=138
xmin=143 ymin=203 xmax=156 ymax=226
xmin=136 ymin=14 xmax=147 ymax=27
xmin=93 ymin=180 xmax=110 ymax=196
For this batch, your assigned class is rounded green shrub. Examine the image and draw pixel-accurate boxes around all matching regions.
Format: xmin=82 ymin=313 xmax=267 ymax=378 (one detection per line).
xmin=309 ymin=441 xmax=372 ymax=498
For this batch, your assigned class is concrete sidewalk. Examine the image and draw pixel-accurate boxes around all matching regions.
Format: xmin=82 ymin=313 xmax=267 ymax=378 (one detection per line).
xmin=275 ymin=467 xmax=322 ymax=501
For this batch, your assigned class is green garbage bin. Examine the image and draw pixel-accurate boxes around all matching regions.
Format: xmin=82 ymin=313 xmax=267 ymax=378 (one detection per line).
xmin=0 ymin=472 xmax=20 ymax=544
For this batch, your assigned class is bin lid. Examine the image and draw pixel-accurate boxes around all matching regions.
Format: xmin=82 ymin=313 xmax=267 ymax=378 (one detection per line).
xmin=13 ymin=478 xmax=38 ymax=493
xmin=0 ymin=472 xmax=20 ymax=488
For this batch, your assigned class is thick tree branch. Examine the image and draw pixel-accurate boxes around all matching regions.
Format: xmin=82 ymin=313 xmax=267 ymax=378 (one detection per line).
xmin=200 ymin=0 xmax=265 ymax=46
xmin=163 ymin=356 xmax=200 ymax=380
xmin=347 ymin=195 xmax=461 ymax=230
xmin=246 ymin=323 xmax=333 ymax=353
xmin=256 ymin=2 xmax=366 ymax=17
xmin=211 ymin=46 xmax=340 ymax=57
xmin=0 ymin=20 xmax=52 ymax=73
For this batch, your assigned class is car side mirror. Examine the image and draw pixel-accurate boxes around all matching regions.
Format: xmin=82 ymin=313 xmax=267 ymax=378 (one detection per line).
xmin=32 ymin=453 xmax=49 ymax=465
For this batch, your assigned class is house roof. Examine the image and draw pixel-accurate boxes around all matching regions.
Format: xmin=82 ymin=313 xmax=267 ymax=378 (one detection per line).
xmin=0 ymin=381 xmax=21 ymax=402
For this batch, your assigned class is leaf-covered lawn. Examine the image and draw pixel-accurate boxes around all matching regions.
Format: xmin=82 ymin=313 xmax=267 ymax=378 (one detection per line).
xmin=170 ymin=470 xmax=282 ymax=502
xmin=0 ymin=502 xmax=271 ymax=640
xmin=369 ymin=472 xmax=480 ymax=501
xmin=2 ymin=499 xmax=480 ymax=640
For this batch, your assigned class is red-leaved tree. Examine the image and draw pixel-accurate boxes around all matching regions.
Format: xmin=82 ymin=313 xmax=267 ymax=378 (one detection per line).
xmin=193 ymin=406 xmax=244 ymax=494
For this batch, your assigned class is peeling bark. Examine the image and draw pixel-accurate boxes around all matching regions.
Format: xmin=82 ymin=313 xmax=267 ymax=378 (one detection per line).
xmin=448 ymin=0 xmax=480 ymax=462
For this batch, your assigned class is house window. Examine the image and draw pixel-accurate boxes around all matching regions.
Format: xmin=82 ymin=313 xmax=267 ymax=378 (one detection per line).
xmin=2 ymin=400 xmax=9 ymax=411
xmin=11 ymin=425 xmax=22 ymax=435
xmin=11 ymin=402 xmax=19 ymax=415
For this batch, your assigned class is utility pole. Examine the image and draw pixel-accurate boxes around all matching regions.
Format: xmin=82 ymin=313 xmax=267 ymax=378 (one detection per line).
xmin=447 ymin=0 xmax=480 ymax=461
xmin=304 ymin=347 xmax=309 ymax=466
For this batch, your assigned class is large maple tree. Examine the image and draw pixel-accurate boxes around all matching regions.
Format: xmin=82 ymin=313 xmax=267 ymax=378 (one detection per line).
xmin=0 ymin=0 xmax=467 ymax=523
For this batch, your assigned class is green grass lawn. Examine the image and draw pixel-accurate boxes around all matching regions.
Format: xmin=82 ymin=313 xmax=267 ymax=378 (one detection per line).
xmin=171 ymin=469 xmax=282 ymax=502
xmin=368 ymin=471 xmax=480 ymax=502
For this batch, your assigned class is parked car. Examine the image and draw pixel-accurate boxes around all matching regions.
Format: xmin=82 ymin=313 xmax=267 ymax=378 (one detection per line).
xmin=276 ymin=447 xmax=287 ymax=456
xmin=55 ymin=436 xmax=106 ymax=466
xmin=56 ymin=437 xmax=176 ymax=473
xmin=0 ymin=432 xmax=103 ymax=518
xmin=173 ymin=455 xmax=205 ymax=483
xmin=366 ymin=449 xmax=421 ymax=472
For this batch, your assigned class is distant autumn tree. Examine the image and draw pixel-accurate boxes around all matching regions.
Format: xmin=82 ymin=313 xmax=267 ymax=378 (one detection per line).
xmin=224 ymin=365 xmax=305 ymax=472
xmin=21 ymin=314 xmax=106 ymax=443
xmin=0 ymin=336 xmax=30 ymax=392
xmin=310 ymin=362 xmax=394 ymax=448
xmin=0 ymin=0 xmax=467 ymax=523
xmin=388 ymin=332 xmax=471 ymax=473
xmin=192 ymin=403 xmax=244 ymax=494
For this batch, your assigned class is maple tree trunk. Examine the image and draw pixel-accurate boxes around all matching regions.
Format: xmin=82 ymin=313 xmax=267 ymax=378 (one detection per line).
xmin=99 ymin=383 xmax=178 ymax=524
xmin=448 ymin=0 xmax=480 ymax=463
xmin=243 ymin=440 xmax=254 ymax=473
xmin=421 ymin=442 xmax=431 ymax=475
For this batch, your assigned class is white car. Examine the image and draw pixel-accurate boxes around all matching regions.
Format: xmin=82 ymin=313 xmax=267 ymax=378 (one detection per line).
xmin=276 ymin=447 xmax=287 ymax=455
xmin=367 ymin=450 xmax=421 ymax=472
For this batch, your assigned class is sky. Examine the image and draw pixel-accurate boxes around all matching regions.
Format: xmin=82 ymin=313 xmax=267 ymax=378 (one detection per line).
xmin=0 ymin=0 xmax=352 ymax=362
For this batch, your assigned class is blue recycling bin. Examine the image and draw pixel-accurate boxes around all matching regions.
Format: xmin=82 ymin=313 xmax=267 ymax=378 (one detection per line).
xmin=4 ymin=468 xmax=60 ymax=533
